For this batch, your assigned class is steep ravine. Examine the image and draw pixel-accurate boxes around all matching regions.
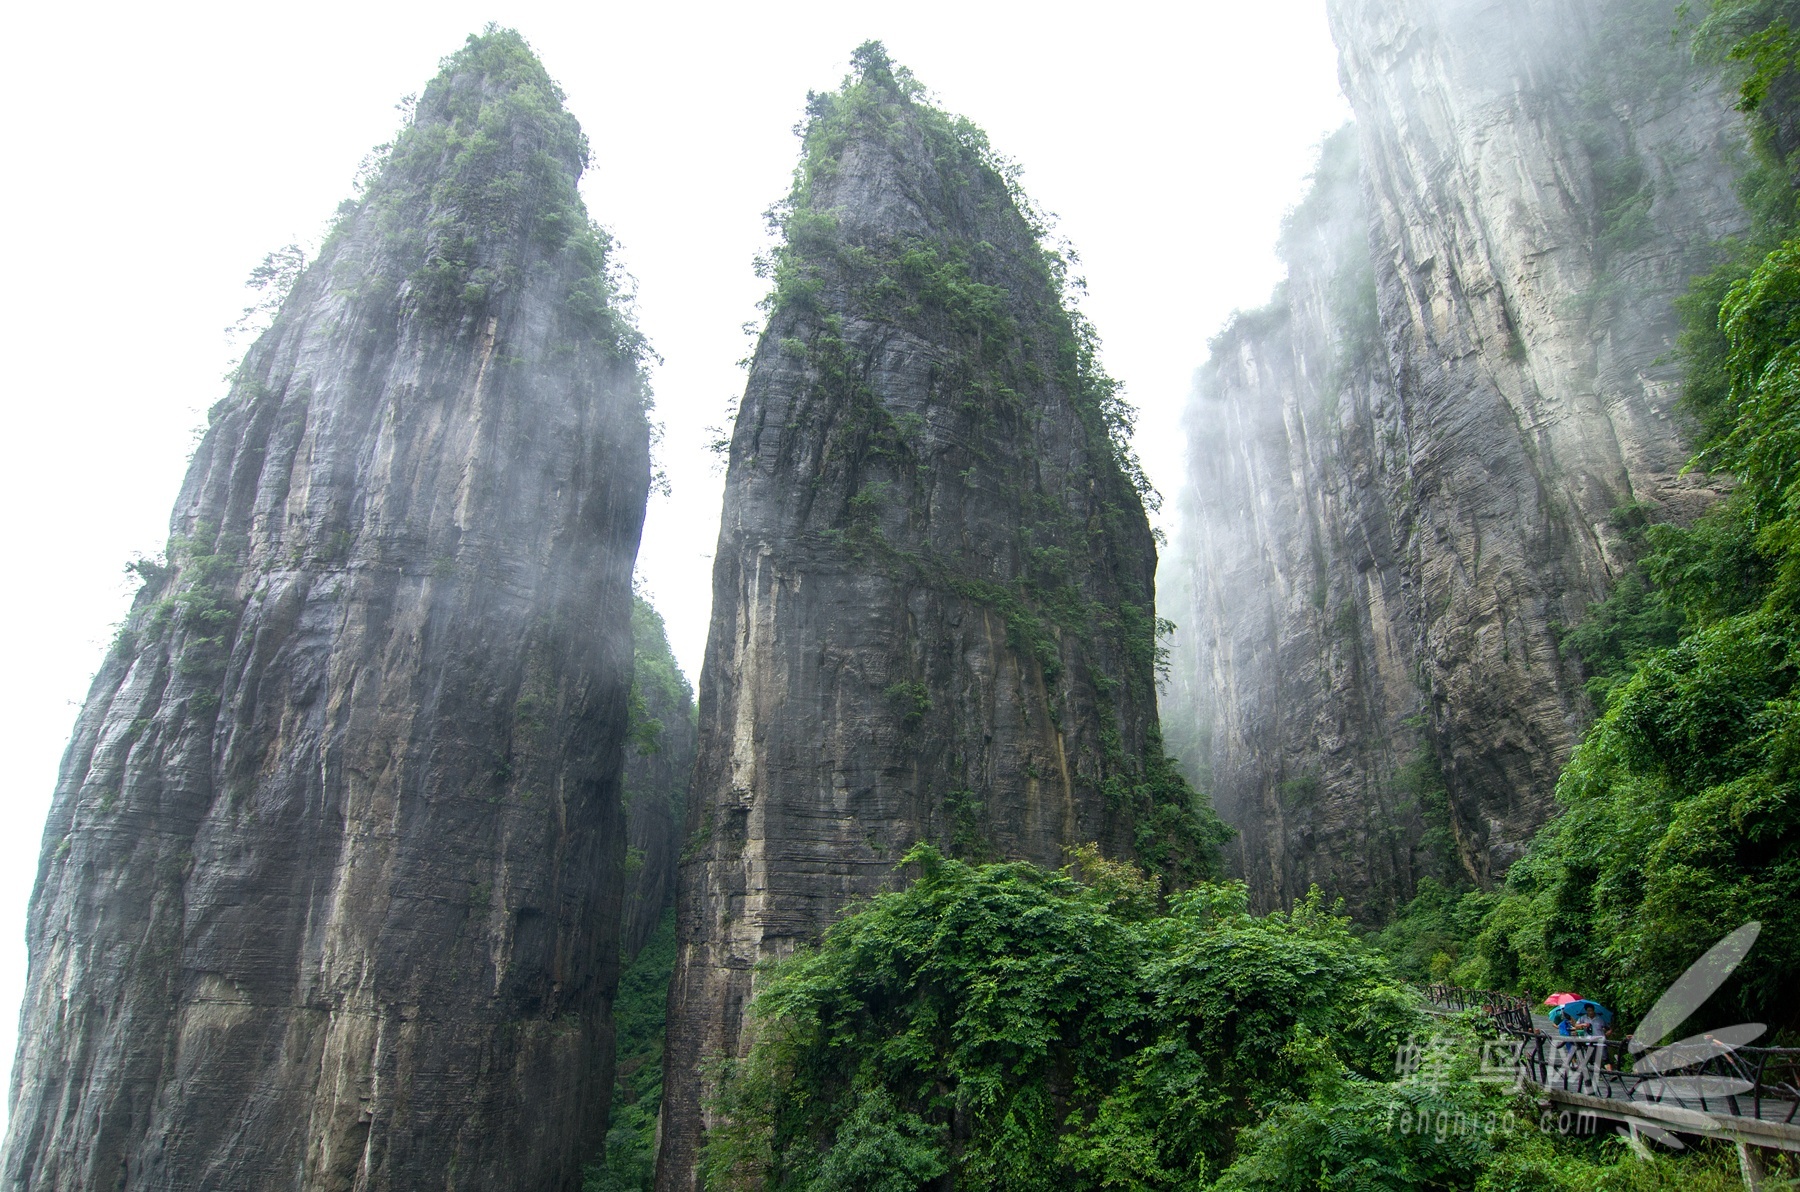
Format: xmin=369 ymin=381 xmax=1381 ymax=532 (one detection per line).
xmin=6 ymin=32 xmax=659 ymax=1192
xmin=656 ymin=46 xmax=1211 ymax=1190
xmin=621 ymin=596 xmax=697 ymax=966
xmin=1163 ymin=0 xmax=1750 ymax=915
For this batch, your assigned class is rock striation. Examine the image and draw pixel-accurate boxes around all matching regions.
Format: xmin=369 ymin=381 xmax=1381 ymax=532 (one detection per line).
xmin=1160 ymin=128 xmax=1432 ymax=918
xmin=1163 ymin=0 xmax=1750 ymax=914
xmin=6 ymin=31 xmax=654 ymax=1192
xmin=655 ymin=44 xmax=1215 ymax=1189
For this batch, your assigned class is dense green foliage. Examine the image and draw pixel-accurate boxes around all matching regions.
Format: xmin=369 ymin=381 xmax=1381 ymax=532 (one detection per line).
xmin=700 ymin=852 xmax=1788 ymax=1190
xmin=1213 ymin=1050 xmax=1778 ymax=1192
xmin=1365 ymin=879 xmax=1501 ymax=985
xmin=586 ymin=911 xmax=678 ymax=1192
xmin=1208 ymin=1045 xmax=1783 ymax=1191
xmin=701 ymin=846 xmax=1418 ymax=1189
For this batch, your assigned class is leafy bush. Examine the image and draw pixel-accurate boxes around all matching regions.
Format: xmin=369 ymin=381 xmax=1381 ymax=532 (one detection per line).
xmin=702 ymin=847 xmax=1413 ymax=1190
xmin=1213 ymin=1038 xmax=1511 ymax=1192
xmin=1365 ymin=878 xmax=1500 ymax=983
xmin=700 ymin=853 xmax=1786 ymax=1190
xmin=1476 ymin=1133 xmax=1788 ymax=1191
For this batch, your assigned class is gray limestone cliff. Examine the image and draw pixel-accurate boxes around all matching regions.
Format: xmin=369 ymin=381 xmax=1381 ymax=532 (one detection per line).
xmin=621 ymin=596 xmax=696 ymax=964
xmin=1160 ymin=128 xmax=1433 ymax=917
xmin=655 ymin=45 xmax=1216 ymax=1190
xmin=1163 ymin=0 xmax=1749 ymax=915
xmin=5 ymin=31 xmax=654 ymax=1192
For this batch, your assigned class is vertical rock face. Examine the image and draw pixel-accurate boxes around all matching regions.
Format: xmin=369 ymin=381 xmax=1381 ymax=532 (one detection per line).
xmin=1164 ymin=0 xmax=1749 ymax=912
xmin=620 ymin=596 xmax=696 ymax=963
xmin=656 ymin=45 xmax=1210 ymax=1190
xmin=6 ymin=31 xmax=653 ymax=1192
xmin=1161 ymin=129 xmax=1436 ymax=917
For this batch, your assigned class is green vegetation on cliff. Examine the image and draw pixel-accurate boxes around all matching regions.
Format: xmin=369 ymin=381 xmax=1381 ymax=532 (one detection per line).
xmin=1374 ymin=0 xmax=1800 ymax=1041
xmin=626 ymin=594 xmax=694 ymax=757
xmin=590 ymin=597 xmax=693 ymax=1192
xmin=332 ymin=25 xmax=651 ymax=375
xmin=764 ymin=43 xmax=1153 ymax=511
xmin=754 ymin=41 xmax=1226 ymax=884
xmin=700 ymin=852 xmax=1770 ymax=1191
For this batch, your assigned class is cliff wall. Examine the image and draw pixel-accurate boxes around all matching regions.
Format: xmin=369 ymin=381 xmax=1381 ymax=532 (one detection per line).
xmin=5 ymin=32 xmax=655 ymax=1192
xmin=1161 ymin=129 xmax=1434 ymax=916
xmin=656 ymin=46 xmax=1209 ymax=1189
xmin=621 ymin=596 xmax=696 ymax=964
xmin=1164 ymin=0 xmax=1750 ymax=913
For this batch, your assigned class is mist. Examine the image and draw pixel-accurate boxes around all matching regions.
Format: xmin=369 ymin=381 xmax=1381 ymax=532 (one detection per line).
xmin=0 ymin=0 xmax=1350 ymax=1147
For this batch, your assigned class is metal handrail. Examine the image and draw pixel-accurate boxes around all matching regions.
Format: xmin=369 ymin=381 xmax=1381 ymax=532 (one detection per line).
xmin=1427 ymin=984 xmax=1800 ymax=1126
xmin=1500 ymin=1031 xmax=1800 ymax=1125
xmin=1424 ymin=982 xmax=1534 ymax=1034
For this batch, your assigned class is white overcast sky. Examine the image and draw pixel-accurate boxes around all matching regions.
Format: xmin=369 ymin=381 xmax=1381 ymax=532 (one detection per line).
xmin=0 ymin=0 xmax=1349 ymax=1123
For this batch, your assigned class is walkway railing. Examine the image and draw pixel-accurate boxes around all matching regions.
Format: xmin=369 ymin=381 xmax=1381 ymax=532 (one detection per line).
xmin=1424 ymin=982 xmax=1534 ymax=1034
xmin=1507 ymin=1032 xmax=1800 ymax=1125
xmin=1428 ymin=984 xmax=1800 ymax=1130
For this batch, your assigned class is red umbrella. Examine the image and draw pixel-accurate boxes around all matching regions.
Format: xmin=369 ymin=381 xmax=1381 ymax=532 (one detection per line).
xmin=1544 ymin=992 xmax=1581 ymax=1007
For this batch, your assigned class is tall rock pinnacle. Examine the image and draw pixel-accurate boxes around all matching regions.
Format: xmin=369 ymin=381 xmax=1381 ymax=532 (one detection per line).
xmin=6 ymin=29 xmax=653 ymax=1192
xmin=656 ymin=44 xmax=1221 ymax=1189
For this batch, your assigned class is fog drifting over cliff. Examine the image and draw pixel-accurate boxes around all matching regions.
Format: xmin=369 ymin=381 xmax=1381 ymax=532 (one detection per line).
xmin=0 ymin=0 xmax=1349 ymax=1132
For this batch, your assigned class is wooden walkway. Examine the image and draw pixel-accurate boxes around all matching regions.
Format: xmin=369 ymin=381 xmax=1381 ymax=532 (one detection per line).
xmin=1424 ymin=986 xmax=1800 ymax=1162
xmin=1523 ymin=1038 xmax=1800 ymax=1154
